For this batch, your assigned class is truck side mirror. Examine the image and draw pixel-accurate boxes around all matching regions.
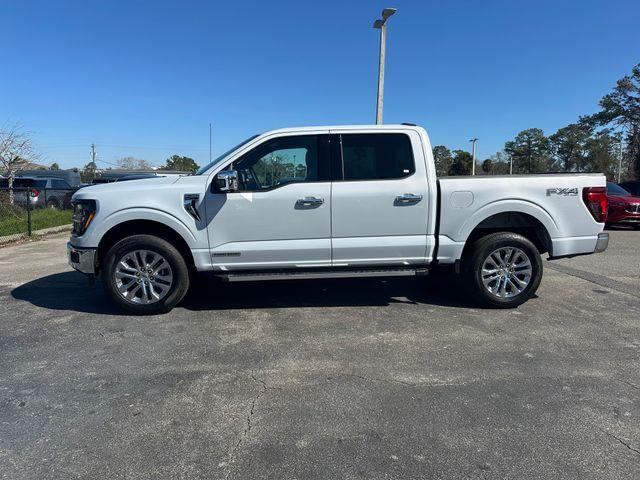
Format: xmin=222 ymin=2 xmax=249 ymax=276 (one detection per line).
xmin=215 ymin=170 xmax=239 ymax=192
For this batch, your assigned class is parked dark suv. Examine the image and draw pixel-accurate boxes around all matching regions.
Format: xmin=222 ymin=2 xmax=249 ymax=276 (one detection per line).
xmin=0 ymin=177 xmax=76 ymax=208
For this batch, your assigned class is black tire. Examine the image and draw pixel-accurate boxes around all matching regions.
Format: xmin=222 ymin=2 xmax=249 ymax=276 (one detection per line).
xmin=101 ymin=234 xmax=190 ymax=314
xmin=463 ymin=232 xmax=543 ymax=308
xmin=47 ymin=198 xmax=60 ymax=209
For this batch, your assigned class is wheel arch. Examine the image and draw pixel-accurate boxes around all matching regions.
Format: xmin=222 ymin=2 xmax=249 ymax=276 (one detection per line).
xmin=96 ymin=220 xmax=196 ymax=272
xmin=461 ymin=210 xmax=554 ymax=259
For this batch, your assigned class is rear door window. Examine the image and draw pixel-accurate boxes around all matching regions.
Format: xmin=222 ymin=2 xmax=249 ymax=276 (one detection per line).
xmin=339 ymin=133 xmax=415 ymax=181
xmin=52 ymin=180 xmax=71 ymax=189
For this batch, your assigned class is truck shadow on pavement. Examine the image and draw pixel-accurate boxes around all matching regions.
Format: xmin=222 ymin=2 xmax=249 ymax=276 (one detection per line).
xmin=11 ymin=271 xmax=495 ymax=315
xmin=182 ymin=273 xmax=487 ymax=311
xmin=11 ymin=272 xmax=123 ymax=315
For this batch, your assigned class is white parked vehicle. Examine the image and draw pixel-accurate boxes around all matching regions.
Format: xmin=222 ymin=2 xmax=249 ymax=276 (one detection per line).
xmin=68 ymin=125 xmax=609 ymax=314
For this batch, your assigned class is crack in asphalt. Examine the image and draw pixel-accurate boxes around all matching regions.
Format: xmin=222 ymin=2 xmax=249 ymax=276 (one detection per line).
xmin=223 ymin=372 xmax=269 ymax=480
xmin=603 ymin=430 xmax=640 ymax=456
xmin=617 ymin=378 xmax=640 ymax=391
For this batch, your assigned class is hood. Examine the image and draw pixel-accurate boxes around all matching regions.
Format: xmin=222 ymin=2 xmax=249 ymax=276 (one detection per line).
xmin=71 ymin=175 xmax=185 ymax=203
xmin=608 ymin=194 xmax=640 ymax=204
xmin=78 ymin=175 xmax=180 ymax=194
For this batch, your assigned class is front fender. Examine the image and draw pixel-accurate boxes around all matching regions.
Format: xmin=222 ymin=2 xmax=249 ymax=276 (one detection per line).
xmin=80 ymin=207 xmax=201 ymax=249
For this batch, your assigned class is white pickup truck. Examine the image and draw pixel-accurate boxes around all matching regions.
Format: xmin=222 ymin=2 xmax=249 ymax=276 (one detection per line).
xmin=68 ymin=125 xmax=609 ymax=314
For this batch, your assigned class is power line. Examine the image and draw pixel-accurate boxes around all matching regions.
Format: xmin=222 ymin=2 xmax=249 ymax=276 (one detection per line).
xmin=96 ymin=159 xmax=124 ymax=168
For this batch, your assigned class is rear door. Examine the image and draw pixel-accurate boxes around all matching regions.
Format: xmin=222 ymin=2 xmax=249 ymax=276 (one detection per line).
xmin=330 ymin=129 xmax=431 ymax=266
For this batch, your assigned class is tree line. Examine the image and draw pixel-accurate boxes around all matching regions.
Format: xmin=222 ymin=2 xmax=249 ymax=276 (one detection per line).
xmin=433 ymin=63 xmax=640 ymax=182
xmin=79 ymin=155 xmax=200 ymax=183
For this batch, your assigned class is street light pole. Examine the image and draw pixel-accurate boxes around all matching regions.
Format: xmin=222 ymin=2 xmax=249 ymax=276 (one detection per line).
xmin=469 ymin=138 xmax=478 ymax=175
xmin=617 ymin=139 xmax=624 ymax=183
xmin=373 ymin=8 xmax=396 ymax=125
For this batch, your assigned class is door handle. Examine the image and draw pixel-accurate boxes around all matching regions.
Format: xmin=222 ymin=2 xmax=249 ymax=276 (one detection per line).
xmin=296 ymin=196 xmax=324 ymax=208
xmin=395 ymin=193 xmax=423 ymax=204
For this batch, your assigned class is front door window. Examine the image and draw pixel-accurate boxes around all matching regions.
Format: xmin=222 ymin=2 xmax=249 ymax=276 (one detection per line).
xmin=232 ymin=135 xmax=329 ymax=191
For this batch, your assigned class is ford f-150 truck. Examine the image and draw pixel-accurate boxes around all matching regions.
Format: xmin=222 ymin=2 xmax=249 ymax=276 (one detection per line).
xmin=68 ymin=125 xmax=609 ymax=314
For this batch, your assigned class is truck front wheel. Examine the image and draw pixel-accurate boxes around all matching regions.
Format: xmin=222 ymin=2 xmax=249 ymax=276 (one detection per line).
xmin=463 ymin=232 xmax=542 ymax=308
xmin=101 ymin=234 xmax=190 ymax=314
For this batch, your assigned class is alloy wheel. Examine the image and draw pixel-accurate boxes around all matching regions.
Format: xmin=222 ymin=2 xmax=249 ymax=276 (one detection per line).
xmin=481 ymin=247 xmax=532 ymax=298
xmin=114 ymin=249 xmax=173 ymax=304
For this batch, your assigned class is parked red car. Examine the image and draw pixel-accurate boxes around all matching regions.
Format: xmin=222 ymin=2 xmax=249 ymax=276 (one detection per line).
xmin=606 ymin=182 xmax=640 ymax=228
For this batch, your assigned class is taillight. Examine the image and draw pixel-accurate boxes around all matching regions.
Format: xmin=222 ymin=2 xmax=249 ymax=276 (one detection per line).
xmin=29 ymin=188 xmax=39 ymax=198
xmin=582 ymin=187 xmax=608 ymax=223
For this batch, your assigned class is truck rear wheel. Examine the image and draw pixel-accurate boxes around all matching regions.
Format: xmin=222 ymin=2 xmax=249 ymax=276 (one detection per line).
xmin=101 ymin=234 xmax=190 ymax=314
xmin=463 ymin=232 xmax=542 ymax=308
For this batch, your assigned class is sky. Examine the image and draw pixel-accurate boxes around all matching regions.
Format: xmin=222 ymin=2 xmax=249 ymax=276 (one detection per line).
xmin=1 ymin=0 xmax=639 ymax=170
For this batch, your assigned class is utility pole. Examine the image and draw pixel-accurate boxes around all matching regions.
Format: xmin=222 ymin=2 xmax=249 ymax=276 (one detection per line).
xmin=469 ymin=138 xmax=478 ymax=175
xmin=209 ymin=123 xmax=212 ymax=163
xmin=617 ymin=139 xmax=623 ymax=183
xmin=90 ymin=144 xmax=96 ymax=164
xmin=509 ymin=155 xmax=513 ymax=175
xmin=373 ymin=8 xmax=397 ymax=125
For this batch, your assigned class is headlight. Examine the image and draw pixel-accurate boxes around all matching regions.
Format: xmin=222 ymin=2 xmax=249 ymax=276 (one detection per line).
xmin=72 ymin=200 xmax=96 ymax=236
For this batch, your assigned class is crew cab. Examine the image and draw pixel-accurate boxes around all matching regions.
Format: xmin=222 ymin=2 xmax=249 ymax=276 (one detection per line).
xmin=67 ymin=125 xmax=609 ymax=314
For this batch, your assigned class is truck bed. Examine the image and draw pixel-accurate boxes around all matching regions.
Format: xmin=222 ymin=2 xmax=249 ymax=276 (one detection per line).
xmin=435 ymin=173 xmax=606 ymax=262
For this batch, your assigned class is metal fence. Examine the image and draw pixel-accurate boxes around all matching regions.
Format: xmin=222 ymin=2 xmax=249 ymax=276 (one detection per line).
xmin=0 ymin=187 xmax=76 ymax=245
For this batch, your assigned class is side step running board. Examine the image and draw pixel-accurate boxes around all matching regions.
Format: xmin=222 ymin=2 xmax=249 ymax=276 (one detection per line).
xmin=214 ymin=267 xmax=429 ymax=282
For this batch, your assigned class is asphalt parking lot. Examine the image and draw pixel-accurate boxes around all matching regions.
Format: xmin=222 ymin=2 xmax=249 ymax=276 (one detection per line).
xmin=1 ymin=229 xmax=639 ymax=479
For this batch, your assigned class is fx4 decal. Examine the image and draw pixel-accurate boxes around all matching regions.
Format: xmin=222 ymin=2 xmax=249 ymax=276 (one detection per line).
xmin=546 ymin=187 xmax=579 ymax=196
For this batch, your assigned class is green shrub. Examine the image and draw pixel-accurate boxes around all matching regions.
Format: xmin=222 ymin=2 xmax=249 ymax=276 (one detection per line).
xmin=0 ymin=206 xmax=72 ymax=237
xmin=30 ymin=208 xmax=73 ymax=232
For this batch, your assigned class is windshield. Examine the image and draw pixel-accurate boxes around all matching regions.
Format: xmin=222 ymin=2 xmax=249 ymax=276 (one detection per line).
xmin=607 ymin=182 xmax=631 ymax=196
xmin=196 ymin=134 xmax=260 ymax=175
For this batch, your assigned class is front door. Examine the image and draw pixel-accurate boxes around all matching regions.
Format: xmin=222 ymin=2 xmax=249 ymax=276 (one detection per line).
xmin=330 ymin=131 xmax=431 ymax=266
xmin=204 ymin=133 xmax=332 ymax=270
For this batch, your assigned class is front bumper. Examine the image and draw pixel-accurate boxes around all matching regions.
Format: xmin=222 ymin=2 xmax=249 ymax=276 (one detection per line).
xmin=67 ymin=242 xmax=97 ymax=274
xmin=594 ymin=232 xmax=609 ymax=253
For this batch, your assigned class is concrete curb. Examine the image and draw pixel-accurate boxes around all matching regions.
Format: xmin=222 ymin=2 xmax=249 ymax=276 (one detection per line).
xmin=0 ymin=224 xmax=72 ymax=247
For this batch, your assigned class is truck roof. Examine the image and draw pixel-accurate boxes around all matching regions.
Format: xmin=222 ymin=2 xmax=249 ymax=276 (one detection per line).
xmin=264 ymin=124 xmax=423 ymax=135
